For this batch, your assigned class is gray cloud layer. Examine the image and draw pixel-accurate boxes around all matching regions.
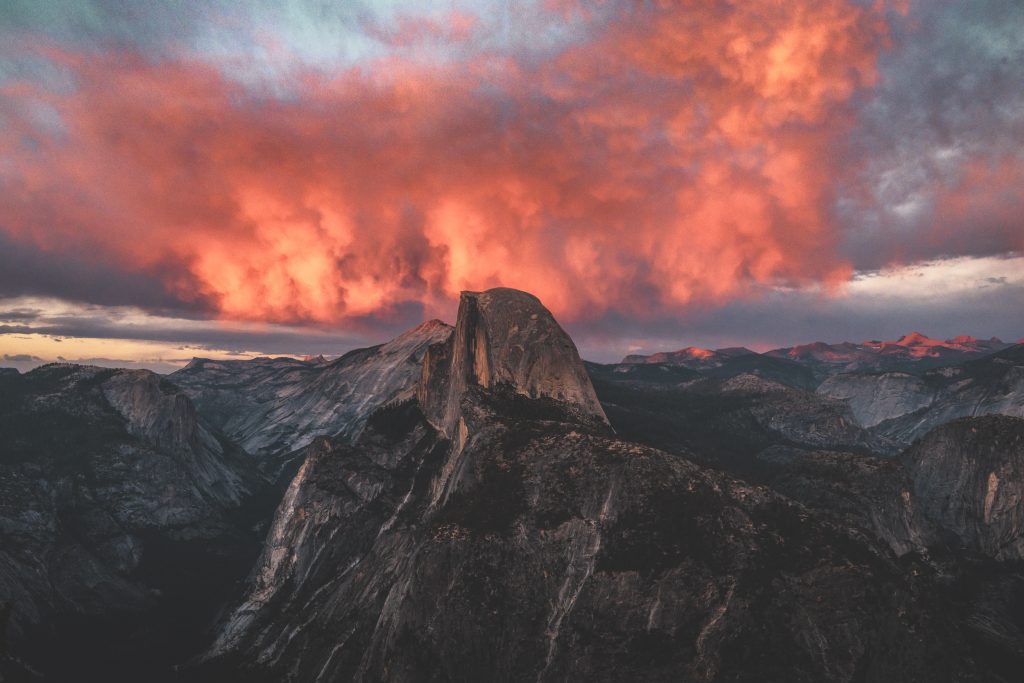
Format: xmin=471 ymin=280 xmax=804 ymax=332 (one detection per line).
xmin=841 ymin=0 xmax=1024 ymax=268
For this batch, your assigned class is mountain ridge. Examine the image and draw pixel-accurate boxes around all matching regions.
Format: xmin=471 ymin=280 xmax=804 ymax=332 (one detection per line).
xmin=169 ymin=319 xmax=453 ymax=462
xmin=192 ymin=287 xmax=1011 ymax=682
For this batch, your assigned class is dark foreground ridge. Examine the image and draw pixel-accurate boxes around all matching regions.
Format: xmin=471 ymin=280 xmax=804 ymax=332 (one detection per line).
xmin=0 ymin=365 xmax=274 ymax=682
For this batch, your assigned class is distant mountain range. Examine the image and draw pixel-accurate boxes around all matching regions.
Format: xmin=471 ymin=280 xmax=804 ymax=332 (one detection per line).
xmin=623 ymin=332 xmax=1017 ymax=380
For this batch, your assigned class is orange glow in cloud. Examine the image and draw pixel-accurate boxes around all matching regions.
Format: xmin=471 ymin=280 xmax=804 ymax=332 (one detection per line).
xmin=1 ymin=1 xmax=901 ymax=326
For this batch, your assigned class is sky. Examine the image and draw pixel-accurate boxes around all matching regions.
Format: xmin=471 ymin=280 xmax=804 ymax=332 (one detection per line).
xmin=1 ymin=0 xmax=1022 ymax=371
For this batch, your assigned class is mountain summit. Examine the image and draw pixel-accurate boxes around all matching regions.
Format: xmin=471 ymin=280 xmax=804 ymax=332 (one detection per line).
xmin=764 ymin=332 xmax=1013 ymax=378
xmin=421 ymin=288 xmax=608 ymax=436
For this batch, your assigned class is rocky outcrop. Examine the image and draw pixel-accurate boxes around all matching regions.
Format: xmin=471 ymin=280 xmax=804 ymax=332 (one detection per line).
xmin=0 ymin=364 xmax=271 ymax=680
xmin=170 ymin=319 xmax=453 ymax=462
xmin=817 ymin=372 xmax=936 ymax=427
xmin=902 ymin=415 xmax=1024 ymax=561
xmin=869 ymin=345 xmax=1024 ymax=445
xmin=420 ymin=288 xmax=607 ymax=436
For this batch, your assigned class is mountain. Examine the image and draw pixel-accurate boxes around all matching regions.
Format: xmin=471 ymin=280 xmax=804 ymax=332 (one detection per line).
xmin=196 ymin=288 xmax=995 ymax=682
xmin=591 ymin=355 xmax=1024 ymax=676
xmin=767 ymin=333 xmax=1013 ymax=379
xmin=620 ymin=346 xmax=815 ymax=390
xmin=902 ymin=415 xmax=1024 ymax=561
xmin=622 ymin=345 xmax=753 ymax=367
xmin=417 ymin=288 xmax=608 ymax=435
xmin=819 ymin=344 xmax=1024 ymax=445
xmin=817 ymin=371 xmax=937 ymax=428
xmin=0 ymin=364 xmax=272 ymax=681
xmin=587 ymin=365 xmax=895 ymax=475
xmin=753 ymin=446 xmax=932 ymax=557
xmin=616 ymin=333 xmax=1014 ymax=390
xmin=169 ymin=319 xmax=453 ymax=467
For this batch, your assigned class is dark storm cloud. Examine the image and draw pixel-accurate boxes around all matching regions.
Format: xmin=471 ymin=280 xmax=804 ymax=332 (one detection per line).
xmin=3 ymin=353 xmax=41 ymax=362
xmin=0 ymin=307 xmax=42 ymax=322
xmin=0 ymin=234 xmax=208 ymax=315
xmin=841 ymin=0 xmax=1024 ymax=268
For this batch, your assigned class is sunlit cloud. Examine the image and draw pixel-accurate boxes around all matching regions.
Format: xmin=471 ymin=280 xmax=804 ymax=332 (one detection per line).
xmin=848 ymin=254 xmax=1024 ymax=301
xmin=1 ymin=0 xmax=1022 ymax=360
xmin=1 ymin=0 xmax=897 ymax=327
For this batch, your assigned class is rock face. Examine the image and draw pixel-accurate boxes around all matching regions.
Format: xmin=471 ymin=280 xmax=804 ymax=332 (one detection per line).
xmin=203 ymin=395 xmax=976 ymax=683
xmin=756 ymin=446 xmax=933 ymax=557
xmin=902 ymin=415 xmax=1024 ymax=560
xmin=818 ymin=372 xmax=936 ymax=427
xmin=169 ymin=319 xmax=453 ymax=462
xmin=0 ymin=365 xmax=271 ymax=680
xmin=199 ymin=288 xmax=990 ymax=682
xmin=420 ymin=288 xmax=607 ymax=436
xmin=873 ymin=345 xmax=1024 ymax=445
xmin=810 ymin=345 xmax=1024 ymax=446
xmin=712 ymin=375 xmax=896 ymax=454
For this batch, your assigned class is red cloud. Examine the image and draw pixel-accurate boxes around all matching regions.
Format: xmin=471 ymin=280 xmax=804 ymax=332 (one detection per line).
xmin=1 ymin=1 xmax=899 ymax=326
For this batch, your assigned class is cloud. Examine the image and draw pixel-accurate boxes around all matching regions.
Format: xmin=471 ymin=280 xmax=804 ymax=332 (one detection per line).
xmin=1 ymin=0 xmax=901 ymax=329
xmin=3 ymin=353 xmax=41 ymax=362
xmin=572 ymin=257 xmax=1024 ymax=361
xmin=0 ymin=321 xmax=369 ymax=356
xmin=841 ymin=0 xmax=1024 ymax=268
xmin=0 ymin=296 xmax=382 ymax=356
xmin=0 ymin=306 xmax=42 ymax=322
xmin=0 ymin=295 xmax=384 ymax=373
xmin=0 ymin=232 xmax=205 ymax=313
xmin=1 ymin=0 xmax=1020 ymax=355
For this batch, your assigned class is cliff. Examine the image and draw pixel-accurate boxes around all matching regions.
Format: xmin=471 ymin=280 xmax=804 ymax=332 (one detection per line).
xmin=420 ymin=288 xmax=607 ymax=437
xmin=903 ymin=415 xmax=1024 ymax=560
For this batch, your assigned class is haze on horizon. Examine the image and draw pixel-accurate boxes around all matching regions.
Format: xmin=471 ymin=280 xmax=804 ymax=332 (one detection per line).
xmin=1 ymin=0 xmax=1022 ymax=372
